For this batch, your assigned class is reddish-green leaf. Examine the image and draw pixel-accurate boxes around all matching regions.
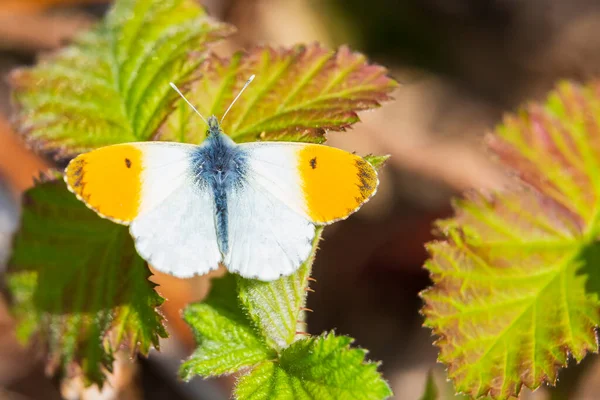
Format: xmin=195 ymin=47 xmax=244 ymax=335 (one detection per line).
xmin=422 ymin=81 xmax=600 ymax=399
xmin=159 ymin=45 xmax=397 ymax=144
xmin=10 ymin=0 xmax=233 ymax=159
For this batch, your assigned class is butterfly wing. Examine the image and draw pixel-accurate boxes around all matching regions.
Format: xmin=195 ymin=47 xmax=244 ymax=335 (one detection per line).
xmin=130 ymin=181 xmax=222 ymax=277
xmin=222 ymin=142 xmax=378 ymax=280
xmin=241 ymin=142 xmax=379 ymax=224
xmin=64 ymin=142 xmax=221 ymax=277
xmin=224 ymin=176 xmax=316 ymax=280
xmin=64 ymin=140 xmax=378 ymax=281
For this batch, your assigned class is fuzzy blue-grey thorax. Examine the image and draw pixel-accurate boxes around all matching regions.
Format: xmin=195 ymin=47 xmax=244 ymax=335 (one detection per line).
xmin=191 ymin=116 xmax=247 ymax=255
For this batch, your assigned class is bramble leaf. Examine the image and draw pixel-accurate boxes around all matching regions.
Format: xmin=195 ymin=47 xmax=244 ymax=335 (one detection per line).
xmin=180 ymin=274 xmax=274 ymax=379
xmin=234 ymin=333 xmax=392 ymax=400
xmin=236 ymin=229 xmax=321 ymax=351
xmin=10 ymin=0 xmax=234 ymax=159
xmin=420 ymin=371 xmax=438 ymax=400
xmin=160 ymin=45 xmax=398 ymax=144
xmin=364 ymin=155 xmax=390 ymax=170
xmin=7 ymin=179 xmax=166 ymax=386
xmin=421 ymin=81 xmax=600 ymax=399
xmin=181 ymin=232 xmax=320 ymax=380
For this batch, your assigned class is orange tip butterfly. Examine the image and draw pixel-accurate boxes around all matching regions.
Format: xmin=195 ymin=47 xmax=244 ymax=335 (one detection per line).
xmin=64 ymin=76 xmax=379 ymax=281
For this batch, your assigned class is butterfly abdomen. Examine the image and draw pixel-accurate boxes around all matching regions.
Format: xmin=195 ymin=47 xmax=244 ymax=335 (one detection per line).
xmin=213 ymin=187 xmax=229 ymax=254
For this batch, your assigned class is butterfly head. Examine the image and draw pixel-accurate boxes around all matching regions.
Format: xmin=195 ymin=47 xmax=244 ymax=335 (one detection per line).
xmin=207 ymin=116 xmax=222 ymax=138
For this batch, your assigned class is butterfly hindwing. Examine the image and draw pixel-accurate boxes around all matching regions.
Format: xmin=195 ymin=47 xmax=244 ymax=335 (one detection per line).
xmin=223 ymin=173 xmax=316 ymax=281
xmin=130 ymin=181 xmax=221 ymax=278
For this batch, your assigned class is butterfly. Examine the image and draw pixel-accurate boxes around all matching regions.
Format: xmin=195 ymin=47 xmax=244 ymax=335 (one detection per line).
xmin=64 ymin=76 xmax=379 ymax=281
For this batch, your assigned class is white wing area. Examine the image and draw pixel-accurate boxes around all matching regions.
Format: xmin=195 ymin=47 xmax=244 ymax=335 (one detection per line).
xmin=224 ymin=175 xmax=316 ymax=281
xmin=131 ymin=183 xmax=221 ymax=278
xmin=239 ymin=142 xmax=310 ymax=220
xmin=137 ymin=143 xmax=196 ymax=214
xmin=129 ymin=143 xmax=221 ymax=278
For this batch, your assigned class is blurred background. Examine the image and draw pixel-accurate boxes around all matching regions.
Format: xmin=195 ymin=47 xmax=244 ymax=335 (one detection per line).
xmin=2 ymin=0 xmax=600 ymax=399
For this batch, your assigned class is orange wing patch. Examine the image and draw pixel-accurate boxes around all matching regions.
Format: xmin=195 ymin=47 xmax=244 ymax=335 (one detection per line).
xmin=298 ymin=144 xmax=378 ymax=224
xmin=65 ymin=144 xmax=143 ymax=223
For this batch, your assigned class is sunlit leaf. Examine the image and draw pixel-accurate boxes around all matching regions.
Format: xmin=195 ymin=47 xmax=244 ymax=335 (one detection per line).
xmin=7 ymin=179 xmax=166 ymax=386
xmin=421 ymin=81 xmax=600 ymax=399
xmin=236 ymin=229 xmax=321 ymax=351
xmin=180 ymin=274 xmax=274 ymax=379
xmin=160 ymin=45 xmax=398 ymax=144
xmin=235 ymin=333 xmax=392 ymax=400
xmin=10 ymin=0 xmax=234 ymax=159
xmin=181 ymin=231 xmax=320 ymax=379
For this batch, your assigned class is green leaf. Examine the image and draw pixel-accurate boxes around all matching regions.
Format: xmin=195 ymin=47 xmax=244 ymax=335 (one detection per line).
xmin=7 ymin=179 xmax=167 ymax=385
xmin=9 ymin=0 xmax=234 ymax=159
xmin=364 ymin=155 xmax=390 ymax=170
xmin=235 ymin=333 xmax=392 ymax=400
xmin=420 ymin=371 xmax=438 ymax=400
xmin=180 ymin=274 xmax=274 ymax=379
xmin=421 ymin=80 xmax=600 ymax=399
xmin=237 ymin=229 xmax=321 ymax=351
xmin=159 ymin=45 xmax=398 ymax=144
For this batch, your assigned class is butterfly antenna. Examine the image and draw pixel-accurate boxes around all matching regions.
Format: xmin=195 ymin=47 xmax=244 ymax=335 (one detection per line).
xmin=220 ymin=74 xmax=255 ymax=123
xmin=169 ymin=82 xmax=208 ymax=125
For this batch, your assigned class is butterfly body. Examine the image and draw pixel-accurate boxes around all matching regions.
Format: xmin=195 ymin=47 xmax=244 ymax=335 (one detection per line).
xmin=192 ymin=116 xmax=248 ymax=254
xmin=65 ymin=117 xmax=378 ymax=281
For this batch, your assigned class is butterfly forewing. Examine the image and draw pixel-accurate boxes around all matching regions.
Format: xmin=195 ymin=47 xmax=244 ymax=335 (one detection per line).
xmin=223 ymin=174 xmax=316 ymax=280
xmin=240 ymin=142 xmax=379 ymax=225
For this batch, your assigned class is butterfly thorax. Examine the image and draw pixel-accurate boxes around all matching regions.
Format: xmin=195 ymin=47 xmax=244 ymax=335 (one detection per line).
xmin=191 ymin=117 xmax=247 ymax=255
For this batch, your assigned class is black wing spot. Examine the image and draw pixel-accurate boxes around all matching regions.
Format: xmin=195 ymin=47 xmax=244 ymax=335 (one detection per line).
xmin=309 ymin=157 xmax=317 ymax=169
xmin=125 ymin=158 xmax=132 ymax=168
